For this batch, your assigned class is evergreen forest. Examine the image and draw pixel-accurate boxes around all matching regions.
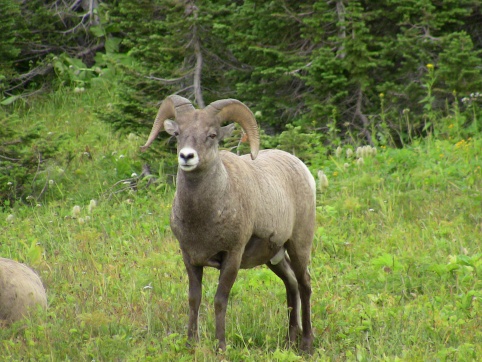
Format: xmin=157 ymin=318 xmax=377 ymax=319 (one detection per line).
xmin=3 ymin=0 xmax=482 ymax=136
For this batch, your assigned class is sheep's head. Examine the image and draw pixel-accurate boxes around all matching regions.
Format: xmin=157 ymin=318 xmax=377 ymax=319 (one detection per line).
xmin=141 ymin=96 xmax=260 ymax=172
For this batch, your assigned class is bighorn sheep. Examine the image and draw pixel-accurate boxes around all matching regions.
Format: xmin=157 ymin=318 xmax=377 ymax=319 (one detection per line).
xmin=141 ymin=95 xmax=316 ymax=352
xmin=0 ymin=258 xmax=47 ymax=325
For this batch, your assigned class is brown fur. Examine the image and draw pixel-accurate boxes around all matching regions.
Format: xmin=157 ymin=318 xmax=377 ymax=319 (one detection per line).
xmin=0 ymin=258 xmax=47 ymax=325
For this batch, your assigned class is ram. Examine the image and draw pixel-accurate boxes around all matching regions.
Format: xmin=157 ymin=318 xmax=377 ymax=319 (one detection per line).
xmin=0 ymin=258 xmax=47 ymax=325
xmin=141 ymin=95 xmax=316 ymax=352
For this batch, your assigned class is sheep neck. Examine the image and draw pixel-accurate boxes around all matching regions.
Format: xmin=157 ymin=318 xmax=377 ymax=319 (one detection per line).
xmin=175 ymin=159 xmax=229 ymax=215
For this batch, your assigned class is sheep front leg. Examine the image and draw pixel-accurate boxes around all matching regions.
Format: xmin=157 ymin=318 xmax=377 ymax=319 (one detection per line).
xmin=214 ymin=254 xmax=241 ymax=352
xmin=183 ymin=252 xmax=204 ymax=345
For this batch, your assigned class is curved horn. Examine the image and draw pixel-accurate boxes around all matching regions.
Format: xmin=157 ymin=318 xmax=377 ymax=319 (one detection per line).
xmin=140 ymin=95 xmax=195 ymax=151
xmin=205 ymin=99 xmax=260 ymax=160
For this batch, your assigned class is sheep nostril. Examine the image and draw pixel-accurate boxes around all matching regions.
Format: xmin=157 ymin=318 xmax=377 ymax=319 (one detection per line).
xmin=180 ymin=152 xmax=195 ymax=161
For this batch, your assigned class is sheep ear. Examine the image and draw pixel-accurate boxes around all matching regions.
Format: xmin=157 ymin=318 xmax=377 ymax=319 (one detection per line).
xmin=164 ymin=120 xmax=179 ymax=136
xmin=219 ymin=123 xmax=235 ymax=141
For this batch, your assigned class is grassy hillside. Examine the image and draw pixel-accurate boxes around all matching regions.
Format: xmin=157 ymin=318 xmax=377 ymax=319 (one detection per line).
xmin=1 ymin=86 xmax=482 ymax=361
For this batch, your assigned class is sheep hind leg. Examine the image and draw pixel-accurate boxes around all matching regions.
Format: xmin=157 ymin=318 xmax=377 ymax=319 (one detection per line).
xmin=267 ymin=255 xmax=302 ymax=346
xmin=286 ymin=243 xmax=314 ymax=354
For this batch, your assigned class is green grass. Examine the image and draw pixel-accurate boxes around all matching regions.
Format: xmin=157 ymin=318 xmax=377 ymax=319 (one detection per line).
xmin=1 ymin=86 xmax=482 ymax=361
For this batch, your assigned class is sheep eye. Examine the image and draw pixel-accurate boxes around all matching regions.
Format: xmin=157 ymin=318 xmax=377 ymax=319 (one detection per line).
xmin=208 ymin=133 xmax=217 ymax=139
xmin=173 ymin=131 xmax=179 ymax=137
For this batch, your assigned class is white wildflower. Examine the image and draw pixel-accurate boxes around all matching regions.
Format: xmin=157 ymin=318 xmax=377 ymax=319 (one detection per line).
xmin=346 ymin=149 xmax=354 ymax=158
xmin=356 ymin=147 xmax=363 ymax=158
xmin=317 ymin=170 xmax=329 ymax=192
xmin=128 ymin=133 xmax=138 ymax=141
xmin=6 ymin=214 xmax=15 ymax=223
xmin=88 ymin=199 xmax=97 ymax=214
xmin=335 ymin=146 xmax=342 ymax=158
xmin=72 ymin=205 xmax=81 ymax=218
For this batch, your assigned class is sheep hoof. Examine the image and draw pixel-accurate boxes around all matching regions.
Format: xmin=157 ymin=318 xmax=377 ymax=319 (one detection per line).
xmin=300 ymin=336 xmax=314 ymax=355
xmin=216 ymin=341 xmax=227 ymax=353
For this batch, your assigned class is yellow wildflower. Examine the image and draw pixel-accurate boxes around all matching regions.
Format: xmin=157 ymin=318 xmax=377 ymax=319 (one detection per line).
xmin=455 ymin=140 xmax=467 ymax=149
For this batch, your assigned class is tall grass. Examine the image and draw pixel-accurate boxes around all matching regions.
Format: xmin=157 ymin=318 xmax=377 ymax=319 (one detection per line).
xmin=1 ymin=86 xmax=481 ymax=361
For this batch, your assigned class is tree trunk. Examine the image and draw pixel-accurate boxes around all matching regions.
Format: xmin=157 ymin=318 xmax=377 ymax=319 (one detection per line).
xmin=193 ymin=28 xmax=204 ymax=108
xmin=355 ymin=87 xmax=374 ymax=146
xmin=335 ymin=0 xmax=346 ymax=59
xmin=81 ymin=0 xmax=100 ymax=26
xmin=188 ymin=2 xmax=205 ymax=108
